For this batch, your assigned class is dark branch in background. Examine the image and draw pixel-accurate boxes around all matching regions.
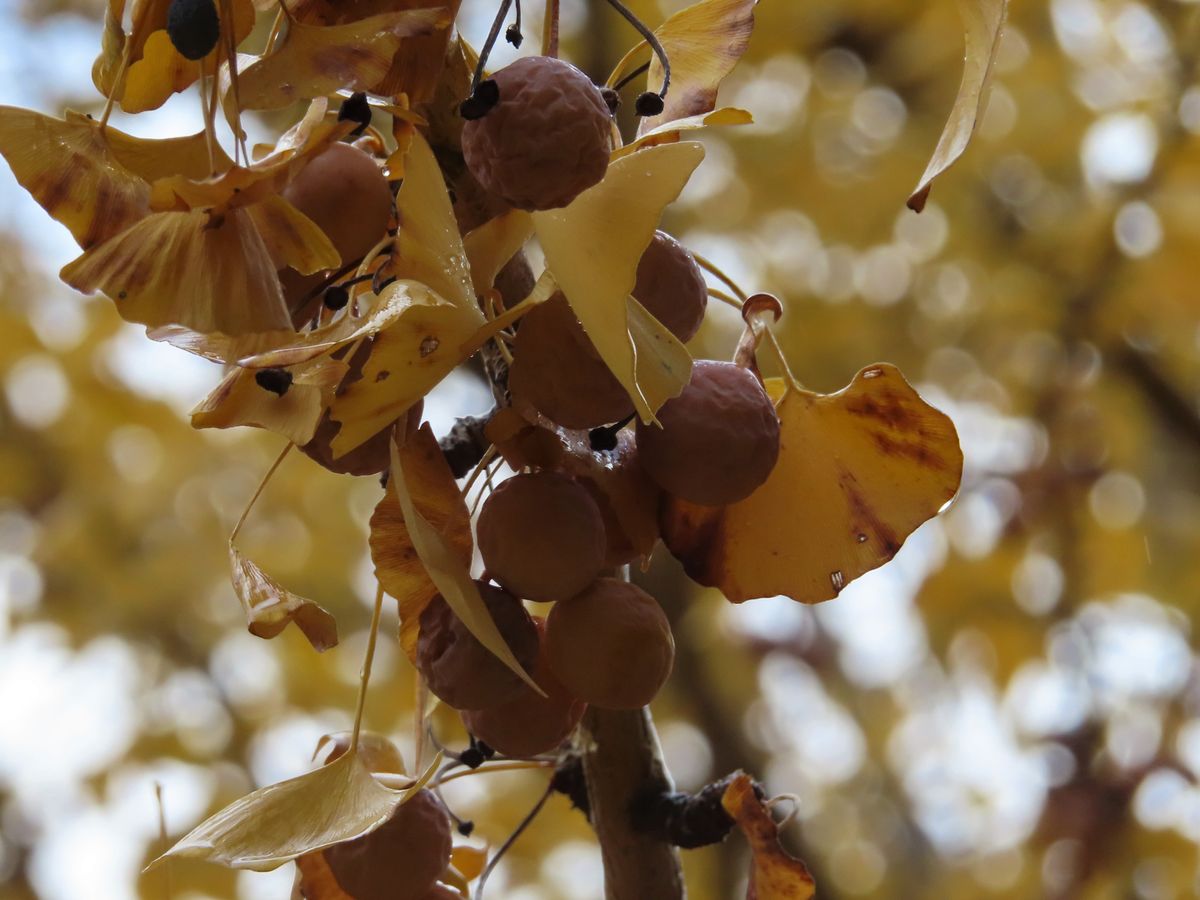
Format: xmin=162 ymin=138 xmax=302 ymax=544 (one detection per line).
xmin=1109 ymin=343 xmax=1200 ymax=451
xmin=439 ymin=410 xmax=495 ymax=477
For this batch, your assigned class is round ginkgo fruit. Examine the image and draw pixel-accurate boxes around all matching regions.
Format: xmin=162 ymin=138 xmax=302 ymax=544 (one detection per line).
xmin=633 ymin=231 xmax=708 ymax=343
xmin=508 ymin=293 xmax=633 ymax=429
xmin=462 ymin=618 xmax=587 ymax=757
xmin=282 ymin=142 xmax=393 ymax=268
xmin=545 ymin=578 xmax=674 ymax=710
xmin=477 ymin=471 xmax=606 ymax=602
xmin=323 ymin=788 xmax=451 ymax=900
xmin=416 ymin=583 xmax=539 ymax=710
xmin=462 ymin=56 xmax=612 ymax=211
xmin=636 ymin=360 xmax=780 ymax=506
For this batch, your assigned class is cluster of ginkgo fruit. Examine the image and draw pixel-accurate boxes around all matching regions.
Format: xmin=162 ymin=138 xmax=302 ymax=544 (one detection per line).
xmin=299 ymin=51 xmax=786 ymax=899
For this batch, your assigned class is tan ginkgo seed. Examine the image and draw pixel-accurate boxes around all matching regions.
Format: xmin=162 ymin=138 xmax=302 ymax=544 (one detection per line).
xmin=545 ymin=578 xmax=674 ymax=710
xmin=477 ymin=471 xmax=607 ymax=602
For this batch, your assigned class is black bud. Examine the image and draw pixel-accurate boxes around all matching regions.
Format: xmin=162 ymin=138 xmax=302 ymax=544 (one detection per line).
xmin=457 ymin=820 xmax=476 ymax=837
xmin=600 ymin=88 xmax=621 ymax=116
xmin=635 ymin=91 xmax=665 ymax=117
xmin=589 ymin=425 xmax=619 ymax=452
xmin=505 ymin=24 xmax=523 ymax=48
xmin=459 ymin=80 xmax=500 ymax=120
xmin=337 ymin=91 xmax=372 ymax=136
xmin=475 ymin=739 xmax=496 ymax=760
xmin=254 ymin=368 xmax=293 ymax=396
xmin=459 ymin=747 xmax=486 ymax=769
xmin=166 ymin=0 xmax=220 ymax=61
xmin=323 ymin=284 xmax=350 ymax=311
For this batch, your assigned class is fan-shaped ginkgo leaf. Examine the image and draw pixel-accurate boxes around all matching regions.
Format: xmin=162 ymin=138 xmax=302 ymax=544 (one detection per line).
xmin=154 ymin=748 xmax=434 ymax=871
xmin=614 ymin=107 xmax=753 ymax=159
xmin=0 ymin=107 xmax=220 ymax=251
xmin=236 ymin=9 xmax=451 ymax=110
xmin=530 ymin=142 xmax=703 ymax=423
xmin=907 ymin=0 xmax=1008 ymax=211
xmin=610 ymin=0 xmax=757 ymax=136
xmin=60 ymin=207 xmax=293 ymax=334
xmin=389 ymin=429 xmax=540 ymax=693
xmin=722 ymin=773 xmax=816 ymax=899
xmin=193 ymin=355 xmax=346 ymax=445
xmin=662 ymin=367 xmax=963 ymax=603
xmin=368 ymin=430 xmax=472 ymax=663
xmin=229 ymin=545 xmax=338 ymax=652
xmin=245 ymin=194 xmax=341 ymax=274
xmin=119 ymin=0 xmax=257 ymax=113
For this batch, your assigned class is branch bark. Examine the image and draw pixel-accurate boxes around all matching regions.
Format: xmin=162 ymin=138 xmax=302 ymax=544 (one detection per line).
xmin=580 ymin=706 xmax=686 ymax=899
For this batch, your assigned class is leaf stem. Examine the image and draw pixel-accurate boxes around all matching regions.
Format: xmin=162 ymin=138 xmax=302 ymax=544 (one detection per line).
xmin=476 ymin=779 xmax=556 ymax=899
xmin=436 ymin=760 xmax=554 ymax=787
xmin=229 ymin=442 xmax=293 ymax=544
xmin=351 ymin=583 xmax=386 ymax=752
xmin=541 ymin=0 xmax=560 ymax=57
xmin=471 ymin=0 xmax=515 ymax=94
xmin=693 ymin=252 xmax=748 ymax=302
xmin=601 ymin=0 xmax=671 ymax=103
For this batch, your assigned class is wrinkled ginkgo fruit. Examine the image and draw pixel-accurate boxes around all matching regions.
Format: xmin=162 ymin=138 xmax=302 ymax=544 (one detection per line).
xmin=461 ymin=617 xmax=587 ymax=757
xmin=636 ymin=360 xmax=781 ymax=506
xmin=508 ymin=293 xmax=634 ymax=429
xmin=546 ymin=577 xmax=674 ymax=710
xmin=322 ymin=788 xmax=452 ymax=900
xmin=416 ymin=583 xmax=539 ymax=709
xmin=477 ymin=471 xmax=607 ymax=602
xmin=462 ymin=56 xmax=612 ymax=211
xmin=632 ymin=230 xmax=709 ymax=343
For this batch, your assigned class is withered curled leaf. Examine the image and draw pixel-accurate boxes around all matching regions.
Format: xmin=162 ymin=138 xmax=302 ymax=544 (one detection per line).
xmin=369 ymin=426 xmax=472 ymax=663
xmin=236 ymin=9 xmax=452 ymax=110
xmin=908 ymin=0 xmax=1008 ymax=211
xmin=722 ymin=773 xmax=816 ymax=900
xmin=229 ymin=545 xmax=338 ymax=652
xmin=153 ymin=748 xmax=407 ymax=871
xmin=389 ymin=427 xmax=540 ymax=693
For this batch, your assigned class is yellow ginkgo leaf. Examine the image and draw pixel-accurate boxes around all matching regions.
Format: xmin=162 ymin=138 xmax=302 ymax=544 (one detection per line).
xmin=662 ymin=367 xmax=963 ymax=604
xmin=531 ymin=142 xmax=702 ymax=422
xmin=236 ymin=9 xmax=452 ymax=111
xmin=389 ymin=428 xmax=540 ymax=693
xmin=614 ymin=107 xmax=753 ymax=160
xmin=722 ymin=773 xmax=816 ymax=900
xmin=908 ymin=0 xmax=1008 ymax=211
xmin=284 ymin=0 xmax=463 ymax=101
xmin=120 ymin=0 xmax=257 ymax=113
xmin=149 ymin=109 xmax=352 ymax=214
xmin=610 ymin=0 xmax=757 ymax=136
xmin=154 ymin=748 xmax=436 ymax=872
xmin=463 ymin=210 xmax=535 ymax=298
xmin=369 ymin=431 xmax=473 ymax=663
xmin=0 ymin=107 xmax=220 ymax=251
xmin=245 ymin=194 xmax=341 ymax=274
xmin=193 ymin=355 xmax=346 ymax=445
xmin=229 ymin=544 xmax=339 ymax=652
xmin=327 ymin=281 xmax=534 ymax=455
xmin=392 ymin=130 xmax=476 ymax=310
xmin=60 ymin=207 xmax=293 ymax=334
xmin=92 ymin=0 xmax=128 ymax=99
